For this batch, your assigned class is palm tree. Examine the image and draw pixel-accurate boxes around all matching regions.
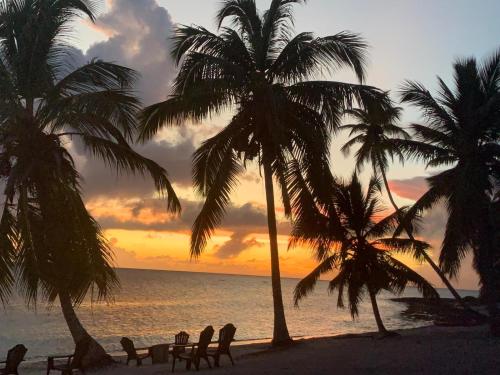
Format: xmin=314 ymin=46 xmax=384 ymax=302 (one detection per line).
xmin=397 ymin=50 xmax=500 ymax=332
xmin=0 ymin=0 xmax=179 ymax=366
xmin=291 ymin=174 xmax=438 ymax=334
xmin=139 ymin=0 xmax=388 ymax=345
xmin=340 ymin=105 xmax=467 ymax=308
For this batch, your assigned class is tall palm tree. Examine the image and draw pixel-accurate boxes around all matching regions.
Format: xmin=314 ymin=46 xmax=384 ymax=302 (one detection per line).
xmin=397 ymin=50 xmax=500 ymax=332
xmin=292 ymin=174 xmax=438 ymax=334
xmin=139 ymin=0 xmax=388 ymax=345
xmin=340 ymin=105 xmax=467 ymax=308
xmin=0 ymin=0 xmax=179 ymax=366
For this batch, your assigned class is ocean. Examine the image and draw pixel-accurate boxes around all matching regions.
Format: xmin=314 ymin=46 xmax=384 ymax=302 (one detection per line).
xmin=0 ymin=268 xmax=478 ymax=365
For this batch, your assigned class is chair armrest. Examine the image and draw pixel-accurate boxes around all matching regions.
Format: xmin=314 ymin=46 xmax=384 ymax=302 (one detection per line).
xmin=48 ymin=354 xmax=74 ymax=360
xmin=48 ymin=354 xmax=73 ymax=367
xmin=134 ymin=347 xmax=151 ymax=352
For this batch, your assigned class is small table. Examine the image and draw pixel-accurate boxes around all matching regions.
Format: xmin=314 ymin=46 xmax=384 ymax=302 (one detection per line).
xmin=150 ymin=344 xmax=170 ymax=364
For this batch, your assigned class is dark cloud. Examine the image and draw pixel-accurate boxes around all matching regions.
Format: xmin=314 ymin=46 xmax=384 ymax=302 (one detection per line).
xmin=94 ymin=198 xmax=273 ymax=233
xmin=65 ymin=1 xmax=212 ymax=200
xmin=389 ymin=176 xmax=429 ymax=201
xmin=87 ymin=0 xmax=176 ymax=105
xmin=213 ymin=232 xmax=263 ymax=259
xmin=74 ymin=134 xmax=196 ymax=200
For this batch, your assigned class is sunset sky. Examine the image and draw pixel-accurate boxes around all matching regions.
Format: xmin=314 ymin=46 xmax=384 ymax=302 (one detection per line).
xmin=68 ymin=0 xmax=500 ymax=290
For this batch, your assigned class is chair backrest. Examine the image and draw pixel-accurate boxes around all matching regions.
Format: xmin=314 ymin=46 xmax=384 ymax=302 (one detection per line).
xmin=195 ymin=326 xmax=214 ymax=357
xmin=70 ymin=337 xmax=91 ymax=370
xmin=217 ymin=324 xmax=236 ymax=352
xmin=120 ymin=337 xmax=137 ymax=358
xmin=174 ymin=331 xmax=190 ymax=345
xmin=4 ymin=344 xmax=27 ymax=373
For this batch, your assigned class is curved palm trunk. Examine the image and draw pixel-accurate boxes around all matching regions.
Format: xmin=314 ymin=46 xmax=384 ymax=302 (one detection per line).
xmin=378 ymin=162 xmax=467 ymax=309
xmin=263 ymin=158 xmax=292 ymax=346
xmin=59 ymin=292 xmax=113 ymax=368
xmin=368 ymin=287 xmax=387 ymax=333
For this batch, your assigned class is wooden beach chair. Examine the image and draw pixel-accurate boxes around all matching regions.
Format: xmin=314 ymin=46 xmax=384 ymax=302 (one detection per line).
xmin=207 ymin=324 xmax=236 ymax=367
xmin=170 ymin=331 xmax=190 ymax=372
xmin=0 ymin=344 xmax=27 ymax=375
xmin=47 ymin=337 xmax=90 ymax=375
xmin=120 ymin=337 xmax=151 ymax=366
xmin=176 ymin=326 xmax=214 ymax=372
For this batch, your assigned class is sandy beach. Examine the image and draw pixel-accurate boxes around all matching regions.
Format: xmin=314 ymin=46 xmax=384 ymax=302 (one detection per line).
xmin=23 ymin=324 xmax=499 ymax=375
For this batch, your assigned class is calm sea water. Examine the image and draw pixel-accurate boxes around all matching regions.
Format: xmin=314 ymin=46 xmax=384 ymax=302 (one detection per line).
xmin=0 ymin=268 xmax=478 ymax=364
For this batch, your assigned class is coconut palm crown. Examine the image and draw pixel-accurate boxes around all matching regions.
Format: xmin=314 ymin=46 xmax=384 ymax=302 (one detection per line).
xmin=292 ymin=174 xmax=439 ymax=333
xmin=139 ymin=0 xmax=389 ymax=345
xmin=339 ymin=105 xmax=468 ymax=308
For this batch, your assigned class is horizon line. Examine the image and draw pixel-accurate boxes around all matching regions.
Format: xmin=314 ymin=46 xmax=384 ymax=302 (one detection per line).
xmin=114 ymin=267 xmax=479 ymax=292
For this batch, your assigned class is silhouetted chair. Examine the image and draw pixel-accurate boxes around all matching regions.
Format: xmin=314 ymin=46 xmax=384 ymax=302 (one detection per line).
xmin=170 ymin=331 xmax=190 ymax=372
xmin=0 ymin=344 xmax=28 ymax=375
xmin=176 ymin=326 xmax=214 ymax=372
xmin=207 ymin=324 xmax=236 ymax=367
xmin=47 ymin=337 xmax=90 ymax=375
xmin=120 ymin=337 xmax=151 ymax=366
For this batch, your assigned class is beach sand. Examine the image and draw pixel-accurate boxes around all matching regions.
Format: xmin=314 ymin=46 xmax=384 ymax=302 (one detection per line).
xmin=57 ymin=325 xmax=498 ymax=375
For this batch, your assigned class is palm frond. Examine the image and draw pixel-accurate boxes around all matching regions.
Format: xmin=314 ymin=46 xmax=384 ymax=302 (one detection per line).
xmin=269 ymin=31 xmax=367 ymax=83
xmin=294 ymin=254 xmax=337 ymax=305
xmin=191 ymin=127 xmax=243 ymax=257
xmin=0 ymin=201 xmax=15 ymax=304
xmin=80 ymin=135 xmax=180 ymax=212
xmin=375 ymin=237 xmax=430 ymax=263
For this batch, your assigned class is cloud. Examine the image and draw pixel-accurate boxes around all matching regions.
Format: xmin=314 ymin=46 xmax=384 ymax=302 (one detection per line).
xmin=87 ymin=0 xmax=176 ymax=105
xmin=389 ymin=176 xmax=429 ymax=201
xmin=213 ymin=232 xmax=264 ymax=259
xmin=73 ymin=133 xmax=196 ymax=200
xmin=65 ymin=1 xmax=223 ymax=201
xmin=90 ymin=198 xmax=274 ymax=233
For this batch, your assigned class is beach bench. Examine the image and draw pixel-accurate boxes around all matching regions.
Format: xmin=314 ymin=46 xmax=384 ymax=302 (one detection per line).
xmin=175 ymin=326 xmax=214 ymax=372
xmin=120 ymin=337 xmax=151 ymax=366
xmin=207 ymin=323 xmax=237 ymax=367
xmin=0 ymin=344 xmax=27 ymax=375
xmin=46 ymin=337 xmax=90 ymax=375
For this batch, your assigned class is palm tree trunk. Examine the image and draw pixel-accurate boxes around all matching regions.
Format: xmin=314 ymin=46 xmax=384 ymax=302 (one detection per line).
xmin=477 ymin=211 xmax=500 ymax=336
xmin=59 ymin=291 xmax=113 ymax=368
xmin=263 ymin=158 xmax=292 ymax=346
xmin=378 ymin=163 xmax=468 ymax=309
xmin=368 ymin=286 xmax=387 ymax=333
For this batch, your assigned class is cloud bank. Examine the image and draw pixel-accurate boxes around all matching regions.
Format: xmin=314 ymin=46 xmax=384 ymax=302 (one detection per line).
xmin=87 ymin=0 xmax=176 ymax=105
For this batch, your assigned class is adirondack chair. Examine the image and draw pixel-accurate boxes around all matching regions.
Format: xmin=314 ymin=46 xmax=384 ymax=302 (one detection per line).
xmin=176 ymin=326 xmax=214 ymax=372
xmin=47 ymin=337 xmax=90 ymax=375
xmin=207 ymin=324 xmax=236 ymax=367
xmin=120 ymin=337 xmax=151 ymax=366
xmin=0 ymin=344 xmax=27 ymax=375
xmin=170 ymin=331 xmax=190 ymax=373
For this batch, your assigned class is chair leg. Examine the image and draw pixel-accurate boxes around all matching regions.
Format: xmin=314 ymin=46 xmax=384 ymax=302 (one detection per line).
xmin=186 ymin=358 xmax=192 ymax=370
xmin=194 ymin=357 xmax=200 ymax=371
xmin=137 ymin=358 xmax=142 ymax=366
xmin=228 ymin=351 xmax=234 ymax=365
xmin=171 ymin=357 xmax=176 ymax=373
xmin=204 ymin=356 xmax=212 ymax=369
xmin=214 ymin=353 xmax=220 ymax=367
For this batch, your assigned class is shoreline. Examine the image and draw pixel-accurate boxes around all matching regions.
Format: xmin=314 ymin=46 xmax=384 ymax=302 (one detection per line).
xmin=20 ymin=323 xmax=500 ymax=375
